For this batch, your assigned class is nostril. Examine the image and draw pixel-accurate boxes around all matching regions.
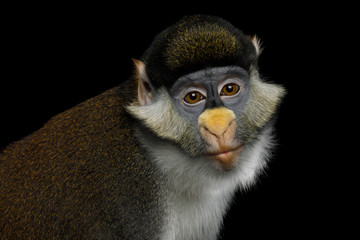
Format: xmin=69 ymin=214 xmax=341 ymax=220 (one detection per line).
xmin=224 ymin=120 xmax=236 ymax=132
xmin=200 ymin=125 xmax=219 ymax=138
xmin=201 ymin=124 xmax=226 ymax=139
xmin=204 ymin=119 xmax=236 ymax=139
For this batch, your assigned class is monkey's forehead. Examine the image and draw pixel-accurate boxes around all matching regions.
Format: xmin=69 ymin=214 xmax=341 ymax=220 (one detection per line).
xmin=142 ymin=15 xmax=258 ymax=89
xmin=170 ymin=66 xmax=250 ymax=89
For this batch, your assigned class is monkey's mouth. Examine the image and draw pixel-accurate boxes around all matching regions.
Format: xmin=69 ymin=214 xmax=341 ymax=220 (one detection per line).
xmin=204 ymin=144 xmax=244 ymax=169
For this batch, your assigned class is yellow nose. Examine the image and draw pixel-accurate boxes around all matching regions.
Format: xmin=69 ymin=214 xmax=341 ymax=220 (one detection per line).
xmin=198 ymin=107 xmax=236 ymax=137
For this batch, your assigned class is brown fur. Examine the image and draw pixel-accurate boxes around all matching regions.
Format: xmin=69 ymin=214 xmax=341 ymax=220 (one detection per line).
xmin=0 ymin=80 xmax=166 ymax=239
xmin=164 ymin=22 xmax=240 ymax=70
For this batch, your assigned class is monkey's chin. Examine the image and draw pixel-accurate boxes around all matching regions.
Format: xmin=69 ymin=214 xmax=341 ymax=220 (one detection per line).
xmin=205 ymin=144 xmax=245 ymax=171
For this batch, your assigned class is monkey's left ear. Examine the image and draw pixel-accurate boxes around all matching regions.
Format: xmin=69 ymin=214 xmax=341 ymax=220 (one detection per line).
xmin=132 ymin=59 xmax=152 ymax=106
xmin=250 ymin=35 xmax=263 ymax=56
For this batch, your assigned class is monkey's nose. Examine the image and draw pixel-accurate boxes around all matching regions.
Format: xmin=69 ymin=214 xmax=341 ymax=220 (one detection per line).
xmin=198 ymin=107 xmax=236 ymax=139
xmin=202 ymin=120 xmax=236 ymax=139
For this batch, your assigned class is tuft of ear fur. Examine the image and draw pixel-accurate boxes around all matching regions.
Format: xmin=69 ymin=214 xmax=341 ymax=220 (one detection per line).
xmin=132 ymin=59 xmax=152 ymax=106
xmin=250 ymin=35 xmax=263 ymax=56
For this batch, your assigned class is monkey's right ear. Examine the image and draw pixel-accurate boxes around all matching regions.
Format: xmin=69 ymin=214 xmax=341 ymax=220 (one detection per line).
xmin=132 ymin=59 xmax=152 ymax=106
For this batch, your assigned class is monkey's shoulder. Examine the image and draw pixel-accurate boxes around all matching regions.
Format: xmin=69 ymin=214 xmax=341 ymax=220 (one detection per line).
xmin=0 ymin=80 xmax=160 ymax=191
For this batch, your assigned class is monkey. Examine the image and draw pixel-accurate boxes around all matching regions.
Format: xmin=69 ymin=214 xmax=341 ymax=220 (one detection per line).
xmin=0 ymin=15 xmax=285 ymax=240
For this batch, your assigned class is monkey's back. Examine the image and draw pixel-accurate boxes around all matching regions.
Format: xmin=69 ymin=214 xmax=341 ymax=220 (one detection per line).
xmin=0 ymin=80 xmax=166 ymax=239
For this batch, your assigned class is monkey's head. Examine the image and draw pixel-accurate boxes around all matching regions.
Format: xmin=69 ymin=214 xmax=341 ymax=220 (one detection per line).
xmin=127 ymin=15 xmax=285 ymax=173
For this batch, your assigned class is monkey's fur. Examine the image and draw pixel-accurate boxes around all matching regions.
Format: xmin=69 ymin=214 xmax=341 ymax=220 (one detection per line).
xmin=0 ymin=15 xmax=285 ymax=239
xmin=0 ymin=82 xmax=166 ymax=239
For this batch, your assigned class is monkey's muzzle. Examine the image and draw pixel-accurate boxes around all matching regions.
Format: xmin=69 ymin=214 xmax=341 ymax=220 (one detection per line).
xmin=198 ymin=107 xmax=243 ymax=170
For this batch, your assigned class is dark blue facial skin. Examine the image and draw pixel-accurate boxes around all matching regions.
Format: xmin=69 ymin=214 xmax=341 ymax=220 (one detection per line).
xmin=170 ymin=66 xmax=251 ymax=123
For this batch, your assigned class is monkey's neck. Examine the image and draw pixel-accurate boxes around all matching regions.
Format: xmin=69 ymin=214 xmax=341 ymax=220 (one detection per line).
xmin=137 ymin=130 xmax=241 ymax=240
xmin=164 ymin=187 xmax=234 ymax=240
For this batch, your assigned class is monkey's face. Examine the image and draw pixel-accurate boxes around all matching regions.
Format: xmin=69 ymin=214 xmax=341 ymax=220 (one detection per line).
xmin=127 ymin=61 xmax=285 ymax=172
xmin=169 ymin=66 xmax=250 ymax=170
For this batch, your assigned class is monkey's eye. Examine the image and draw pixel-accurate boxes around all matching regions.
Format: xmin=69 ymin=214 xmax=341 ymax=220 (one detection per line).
xmin=184 ymin=91 xmax=206 ymax=105
xmin=220 ymin=83 xmax=240 ymax=96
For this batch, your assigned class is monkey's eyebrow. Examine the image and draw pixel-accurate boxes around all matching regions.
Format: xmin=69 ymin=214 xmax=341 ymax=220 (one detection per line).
xmin=174 ymin=75 xmax=199 ymax=88
xmin=223 ymin=66 xmax=249 ymax=75
xmin=183 ymin=76 xmax=195 ymax=82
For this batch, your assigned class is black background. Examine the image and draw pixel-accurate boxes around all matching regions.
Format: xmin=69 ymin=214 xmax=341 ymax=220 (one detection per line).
xmin=1 ymin=2 xmax=351 ymax=239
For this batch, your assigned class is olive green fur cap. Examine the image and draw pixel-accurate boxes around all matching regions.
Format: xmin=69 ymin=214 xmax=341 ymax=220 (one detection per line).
xmin=142 ymin=15 xmax=258 ymax=89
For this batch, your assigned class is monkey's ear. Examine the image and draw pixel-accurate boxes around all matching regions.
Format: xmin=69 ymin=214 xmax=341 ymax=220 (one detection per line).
xmin=250 ymin=35 xmax=263 ymax=56
xmin=132 ymin=59 xmax=152 ymax=106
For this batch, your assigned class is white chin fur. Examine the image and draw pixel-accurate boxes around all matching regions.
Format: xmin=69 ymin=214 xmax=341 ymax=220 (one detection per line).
xmin=137 ymin=126 xmax=275 ymax=240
